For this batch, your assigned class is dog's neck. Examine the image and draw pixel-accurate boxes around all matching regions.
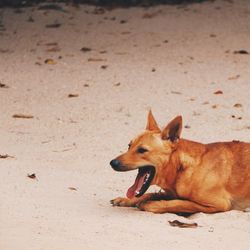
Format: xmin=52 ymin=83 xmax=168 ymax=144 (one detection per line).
xmin=155 ymin=139 xmax=206 ymax=192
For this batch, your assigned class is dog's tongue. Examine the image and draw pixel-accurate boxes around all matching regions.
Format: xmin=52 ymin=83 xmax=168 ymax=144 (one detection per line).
xmin=126 ymin=171 xmax=147 ymax=199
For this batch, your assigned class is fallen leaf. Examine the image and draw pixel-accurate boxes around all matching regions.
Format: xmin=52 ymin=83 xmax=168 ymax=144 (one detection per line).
xmin=84 ymin=84 xmax=89 ymax=87
xmin=45 ymin=42 xmax=58 ymax=46
xmin=44 ymin=58 xmax=57 ymax=65
xmin=101 ymin=65 xmax=108 ymax=69
xmin=210 ymin=34 xmax=216 ymax=37
xmin=184 ymin=125 xmax=191 ymax=129
xmin=81 ymin=47 xmax=92 ymax=52
xmin=233 ymin=103 xmax=242 ymax=108
xmin=120 ymin=20 xmax=127 ymax=24
xmin=168 ymin=220 xmax=198 ymax=228
xmin=151 ymin=68 xmax=156 ymax=72
xmin=114 ymin=82 xmax=121 ymax=87
xmin=234 ymin=50 xmax=249 ymax=54
xmin=0 ymin=154 xmax=14 ymax=159
xmin=46 ymin=23 xmax=62 ymax=28
xmin=0 ymin=82 xmax=9 ymax=88
xmin=12 ymin=114 xmax=34 ymax=119
xmin=68 ymin=94 xmax=79 ymax=98
xmin=46 ymin=47 xmax=60 ymax=52
xmin=88 ymin=58 xmax=106 ymax=62
xmin=171 ymin=91 xmax=182 ymax=95
xmin=27 ymin=173 xmax=37 ymax=179
xmin=212 ymin=105 xmax=218 ymax=109
xmin=214 ymin=90 xmax=223 ymax=95
xmin=27 ymin=16 xmax=34 ymax=22
xmin=228 ymin=74 xmax=240 ymax=80
xmin=68 ymin=187 xmax=77 ymax=191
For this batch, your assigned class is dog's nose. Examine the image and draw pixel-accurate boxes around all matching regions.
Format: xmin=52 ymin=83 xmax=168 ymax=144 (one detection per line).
xmin=110 ymin=159 xmax=121 ymax=169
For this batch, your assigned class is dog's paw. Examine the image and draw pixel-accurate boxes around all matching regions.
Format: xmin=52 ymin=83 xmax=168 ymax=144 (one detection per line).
xmin=110 ymin=197 xmax=136 ymax=207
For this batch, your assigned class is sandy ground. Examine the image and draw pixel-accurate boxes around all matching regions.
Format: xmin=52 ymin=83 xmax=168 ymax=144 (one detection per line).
xmin=0 ymin=0 xmax=250 ymax=249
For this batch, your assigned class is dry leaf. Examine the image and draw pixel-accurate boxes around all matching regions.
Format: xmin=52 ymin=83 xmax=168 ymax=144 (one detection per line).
xmin=27 ymin=173 xmax=36 ymax=179
xmin=214 ymin=90 xmax=223 ymax=95
xmin=171 ymin=91 xmax=182 ymax=95
xmin=45 ymin=42 xmax=58 ymax=46
xmin=68 ymin=94 xmax=79 ymax=98
xmin=0 ymin=154 xmax=14 ymax=159
xmin=168 ymin=220 xmax=198 ymax=228
xmin=234 ymin=103 xmax=242 ymax=108
xmin=228 ymin=74 xmax=240 ymax=80
xmin=88 ymin=58 xmax=106 ymax=62
xmin=0 ymin=82 xmax=9 ymax=88
xmin=44 ymin=58 xmax=57 ymax=65
xmin=101 ymin=65 xmax=108 ymax=69
xmin=46 ymin=23 xmax=62 ymax=28
xmin=68 ymin=187 xmax=77 ymax=191
xmin=234 ymin=50 xmax=249 ymax=55
xmin=212 ymin=105 xmax=218 ymax=109
xmin=46 ymin=47 xmax=61 ymax=52
xmin=114 ymin=82 xmax=121 ymax=87
xmin=81 ymin=47 xmax=92 ymax=52
xmin=12 ymin=114 xmax=34 ymax=119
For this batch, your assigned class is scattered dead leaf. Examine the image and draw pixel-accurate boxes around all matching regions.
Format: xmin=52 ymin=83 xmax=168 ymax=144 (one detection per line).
xmin=212 ymin=105 xmax=218 ymax=109
xmin=120 ymin=20 xmax=127 ymax=24
xmin=234 ymin=103 xmax=243 ymax=108
xmin=114 ymin=82 xmax=121 ymax=87
xmin=101 ymin=65 xmax=108 ymax=69
xmin=27 ymin=173 xmax=37 ymax=179
xmin=27 ymin=16 xmax=34 ymax=22
xmin=184 ymin=125 xmax=191 ymax=129
xmin=210 ymin=34 xmax=216 ymax=38
xmin=142 ymin=10 xmax=162 ymax=19
xmin=81 ymin=47 xmax=92 ymax=52
xmin=214 ymin=90 xmax=223 ymax=95
xmin=228 ymin=74 xmax=240 ymax=80
xmin=169 ymin=220 xmax=198 ymax=228
xmin=0 ymin=48 xmax=11 ymax=53
xmin=88 ymin=58 xmax=106 ymax=62
xmin=84 ymin=84 xmax=89 ymax=87
xmin=68 ymin=187 xmax=77 ymax=191
xmin=151 ymin=68 xmax=156 ymax=72
xmin=44 ymin=58 xmax=57 ymax=65
xmin=12 ymin=114 xmax=34 ymax=119
xmin=68 ymin=94 xmax=79 ymax=98
xmin=0 ymin=154 xmax=14 ymax=159
xmin=121 ymin=31 xmax=131 ymax=35
xmin=171 ymin=91 xmax=182 ymax=95
xmin=234 ymin=50 xmax=249 ymax=55
xmin=46 ymin=47 xmax=61 ymax=52
xmin=45 ymin=42 xmax=58 ymax=46
xmin=46 ymin=23 xmax=62 ymax=28
xmin=0 ymin=82 xmax=9 ymax=88
xmin=99 ymin=50 xmax=107 ymax=54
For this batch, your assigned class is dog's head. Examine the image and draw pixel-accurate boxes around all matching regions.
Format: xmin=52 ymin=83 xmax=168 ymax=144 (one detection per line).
xmin=110 ymin=110 xmax=182 ymax=199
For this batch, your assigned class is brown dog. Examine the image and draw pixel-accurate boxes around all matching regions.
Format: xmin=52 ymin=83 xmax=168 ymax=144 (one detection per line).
xmin=110 ymin=111 xmax=250 ymax=214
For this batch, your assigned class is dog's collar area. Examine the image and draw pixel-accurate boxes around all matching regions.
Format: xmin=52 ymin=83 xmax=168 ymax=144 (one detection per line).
xmin=126 ymin=166 xmax=155 ymax=199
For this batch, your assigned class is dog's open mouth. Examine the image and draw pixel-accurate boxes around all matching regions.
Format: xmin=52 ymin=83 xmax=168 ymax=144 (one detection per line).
xmin=126 ymin=166 xmax=155 ymax=199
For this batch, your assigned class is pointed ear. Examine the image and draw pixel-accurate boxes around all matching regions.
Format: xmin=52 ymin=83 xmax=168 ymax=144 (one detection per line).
xmin=161 ymin=116 xmax=182 ymax=142
xmin=146 ymin=110 xmax=161 ymax=132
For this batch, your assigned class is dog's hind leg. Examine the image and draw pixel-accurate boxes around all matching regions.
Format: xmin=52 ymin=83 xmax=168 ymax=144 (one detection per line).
xmin=138 ymin=199 xmax=231 ymax=214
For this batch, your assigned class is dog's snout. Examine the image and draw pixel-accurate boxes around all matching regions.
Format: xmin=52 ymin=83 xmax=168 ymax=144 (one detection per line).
xmin=110 ymin=159 xmax=121 ymax=170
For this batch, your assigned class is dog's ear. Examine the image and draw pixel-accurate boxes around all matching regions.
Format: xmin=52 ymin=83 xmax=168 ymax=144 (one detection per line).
xmin=146 ymin=110 xmax=161 ymax=132
xmin=161 ymin=116 xmax=182 ymax=142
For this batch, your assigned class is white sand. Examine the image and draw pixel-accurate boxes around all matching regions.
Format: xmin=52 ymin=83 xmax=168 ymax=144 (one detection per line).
xmin=0 ymin=0 xmax=250 ymax=249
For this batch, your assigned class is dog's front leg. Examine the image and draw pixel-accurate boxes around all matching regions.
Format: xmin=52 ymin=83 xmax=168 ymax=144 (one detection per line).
xmin=138 ymin=199 xmax=231 ymax=214
xmin=111 ymin=192 xmax=171 ymax=208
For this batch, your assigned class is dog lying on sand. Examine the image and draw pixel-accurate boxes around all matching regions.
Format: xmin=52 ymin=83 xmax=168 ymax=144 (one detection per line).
xmin=110 ymin=111 xmax=250 ymax=214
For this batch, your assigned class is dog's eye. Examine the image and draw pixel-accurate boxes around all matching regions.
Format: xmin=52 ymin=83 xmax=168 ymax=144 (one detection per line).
xmin=137 ymin=147 xmax=148 ymax=154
